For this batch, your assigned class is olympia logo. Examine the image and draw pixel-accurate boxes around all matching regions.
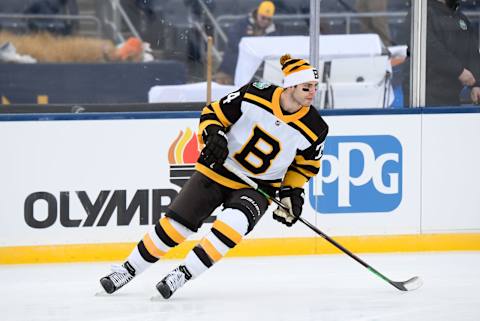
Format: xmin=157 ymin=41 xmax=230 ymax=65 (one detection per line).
xmin=24 ymin=189 xmax=177 ymax=228
xmin=24 ymin=128 xmax=204 ymax=229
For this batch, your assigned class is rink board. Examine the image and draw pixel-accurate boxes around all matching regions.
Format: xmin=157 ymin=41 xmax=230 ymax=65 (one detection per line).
xmin=0 ymin=110 xmax=479 ymax=263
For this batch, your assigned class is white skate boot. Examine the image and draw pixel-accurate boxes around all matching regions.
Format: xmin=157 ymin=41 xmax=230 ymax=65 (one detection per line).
xmin=100 ymin=262 xmax=136 ymax=294
xmin=156 ymin=265 xmax=192 ymax=299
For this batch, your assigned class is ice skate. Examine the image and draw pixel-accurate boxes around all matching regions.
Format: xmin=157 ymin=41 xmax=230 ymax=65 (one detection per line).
xmin=156 ymin=265 xmax=192 ymax=299
xmin=99 ymin=262 xmax=136 ymax=294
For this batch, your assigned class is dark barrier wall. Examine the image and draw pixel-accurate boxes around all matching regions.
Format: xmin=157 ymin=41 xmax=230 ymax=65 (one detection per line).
xmin=0 ymin=61 xmax=187 ymax=104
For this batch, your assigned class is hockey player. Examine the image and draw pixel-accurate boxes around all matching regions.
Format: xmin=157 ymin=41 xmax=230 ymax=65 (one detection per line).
xmin=99 ymin=54 xmax=329 ymax=299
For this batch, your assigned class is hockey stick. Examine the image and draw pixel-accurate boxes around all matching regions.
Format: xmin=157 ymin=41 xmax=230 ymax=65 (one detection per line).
xmin=223 ymin=161 xmax=423 ymax=292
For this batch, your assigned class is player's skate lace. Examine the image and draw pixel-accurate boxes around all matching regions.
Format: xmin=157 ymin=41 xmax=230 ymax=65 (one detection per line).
xmin=109 ymin=264 xmax=134 ymax=288
xmin=156 ymin=265 xmax=192 ymax=299
xmin=165 ymin=267 xmax=187 ymax=291
xmin=100 ymin=263 xmax=135 ymax=294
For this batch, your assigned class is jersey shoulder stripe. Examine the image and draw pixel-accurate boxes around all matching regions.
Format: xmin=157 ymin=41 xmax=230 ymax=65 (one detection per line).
xmin=289 ymin=107 xmax=329 ymax=144
xmin=243 ymin=93 xmax=273 ymax=115
xmin=242 ymin=83 xmax=279 ymax=115
xmin=245 ymin=82 xmax=279 ymax=101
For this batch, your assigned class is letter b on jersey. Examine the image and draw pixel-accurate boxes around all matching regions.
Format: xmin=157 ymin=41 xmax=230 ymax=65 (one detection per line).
xmin=309 ymin=135 xmax=402 ymax=213
xmin=234 ymin=125 xmax=281 ymax=174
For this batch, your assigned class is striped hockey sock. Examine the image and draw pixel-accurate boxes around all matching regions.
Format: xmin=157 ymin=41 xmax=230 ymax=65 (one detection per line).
xmin=127 ymin=216 xmax=194 ymax=274
xmin=183 ymin=208 xmax=248 ymax=278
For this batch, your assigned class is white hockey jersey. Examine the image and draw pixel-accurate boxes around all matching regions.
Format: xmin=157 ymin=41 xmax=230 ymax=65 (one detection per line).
xmin=196 ymin=81 xmax=329 ymax=193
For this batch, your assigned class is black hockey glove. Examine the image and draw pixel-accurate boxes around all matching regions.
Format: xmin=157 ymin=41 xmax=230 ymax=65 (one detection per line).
xmin=201 ymin=125 xmax=229 ymax=168
xmin=273 ymin=187 xmax=305 ymax=227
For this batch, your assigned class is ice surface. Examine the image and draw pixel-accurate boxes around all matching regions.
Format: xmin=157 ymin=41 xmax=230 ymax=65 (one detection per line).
xmin=1 ymin=252 xmax=479 ymax=321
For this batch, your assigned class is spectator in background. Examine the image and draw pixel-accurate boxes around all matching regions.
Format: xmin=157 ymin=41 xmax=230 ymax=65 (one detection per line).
xmin=400 ymin=0 xmax=480 ymax=106
xmin=355 ymin=0 xmax=392 ymax=46
xmin=425 ymin=0 xmax=480 ymax=106
xmin=24 ymin=0 xmax=79 ymax=35
xmin=214 ymin=1 xmax=282 ymax=85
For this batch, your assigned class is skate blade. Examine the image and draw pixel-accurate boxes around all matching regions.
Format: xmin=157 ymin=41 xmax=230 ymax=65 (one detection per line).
xmin=94 ymin=290 xmax=110 ymax=296
xmin=150 ymin=294 xmax=164 ymax=301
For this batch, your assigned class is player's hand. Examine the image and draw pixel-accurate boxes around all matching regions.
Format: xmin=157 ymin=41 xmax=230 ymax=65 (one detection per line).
xmin=273 ymin=187 xmax=304 ymax=227
xmin=471 ymin=87 xmax=480 ymax=104
xmin=201 ymin=126 xmax=229 ymax=168
xmin=459 ymin=69 xmax=476 ymax=86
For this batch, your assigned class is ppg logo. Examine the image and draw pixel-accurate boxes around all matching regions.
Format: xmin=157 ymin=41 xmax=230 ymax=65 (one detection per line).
xmin=309 ymin=135 xmax=402 ymax=213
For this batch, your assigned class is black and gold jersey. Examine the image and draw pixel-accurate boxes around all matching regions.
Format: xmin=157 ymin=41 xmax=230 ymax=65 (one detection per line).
xmin=196 ymin=81 xmax=329 ymax=192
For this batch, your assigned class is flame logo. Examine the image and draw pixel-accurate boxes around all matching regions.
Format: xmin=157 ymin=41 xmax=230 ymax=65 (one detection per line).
xmin=168 ymin=128 xmax=200 ymax=164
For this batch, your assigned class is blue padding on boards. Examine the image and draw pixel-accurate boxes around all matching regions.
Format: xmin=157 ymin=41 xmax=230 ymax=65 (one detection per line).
xmin=0 ymin=62 xmax=187 ymax=104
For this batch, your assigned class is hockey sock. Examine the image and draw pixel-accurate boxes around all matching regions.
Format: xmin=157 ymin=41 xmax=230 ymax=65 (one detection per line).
xmin=127 ymin=217 xmax=193 ymax=274
xmin=183 ymin=208 xmax=248 ymax=278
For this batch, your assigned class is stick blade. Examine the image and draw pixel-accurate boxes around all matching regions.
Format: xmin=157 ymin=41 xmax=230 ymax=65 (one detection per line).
xmin=391 ymin=276 xmax=423 ymax=291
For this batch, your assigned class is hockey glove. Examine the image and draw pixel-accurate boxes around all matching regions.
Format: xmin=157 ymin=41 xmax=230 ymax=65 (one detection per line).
xmin=201 ymin=125 xmax=229 ymax=168
xmin=273 ymin=187 xmax=305 ymax=227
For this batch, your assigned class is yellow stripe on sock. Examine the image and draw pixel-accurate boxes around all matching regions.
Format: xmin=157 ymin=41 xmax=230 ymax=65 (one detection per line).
xmin=160 ymin=217 xmax=186 ymax=245
xmin=143 ymin=233 xmax=166 ymax=258
xmin=200 ymin=238 xmax=223 ymax=262
xmin=212 ymin=220 xmax=243 ymax=245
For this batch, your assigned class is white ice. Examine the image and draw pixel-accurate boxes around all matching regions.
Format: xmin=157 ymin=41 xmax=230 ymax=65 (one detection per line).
xmin=1 ymin=252 xmax=479 ymax=321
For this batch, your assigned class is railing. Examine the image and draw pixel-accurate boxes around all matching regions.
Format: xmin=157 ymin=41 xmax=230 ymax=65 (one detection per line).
xmin=196 ymin=0 xmax=228 ymax=44
xmin=0 ymin=3 xmax=143 ymax=45
xmin=191 ymin=20 xmax=223 ymax=62
xmin=115 ymin=2 xmax=140 ymax=39
xmin=0 ymin=13 xmax=101 ymax=37
xmin=100 ymin=0 xmax=142 ymax=44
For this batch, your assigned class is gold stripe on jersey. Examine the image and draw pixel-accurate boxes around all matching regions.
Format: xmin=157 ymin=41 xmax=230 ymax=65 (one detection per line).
xmin=291 ymin=119 xmax=318 ymax=142
xmin=200 ymin=238 xmax=222 ymax=262
xmin=244 ymin=93 xmax=274 ymax=111
xmin=201 ymin=105 xmax=215 ymax=115
xmin=283 ymin=153 xmax=321 ymax=188
xmin=213 ymin=220 xmax=243 ymax=245
xmin=195 ymin=163 xmax=250 ymax=189
xmin=198 ymin=119 xmax=223 ymax=144
xmin=292 ymin=161 xmax=320 ymax=178
xmin=143 ymin=233 xmax=166 ymax=258
xmin=271 ymin=88 xmax=310 ymax=123
xmin=290 ymin=165 xmax=312 ymax=178
xmin=282 ymin=170 xmax=309 ymax=188
xmin=294 ymin=154 xmax=321 ymax=168
xmin=212 ymin=101 xmax=232 ymax=127
xmin=245 ymin=88 xmax=310 ymax=124
xmin=294 ymin=164 xmax=320 ymax=176
xmin=159 ymin=217 xmax=186 ymax=244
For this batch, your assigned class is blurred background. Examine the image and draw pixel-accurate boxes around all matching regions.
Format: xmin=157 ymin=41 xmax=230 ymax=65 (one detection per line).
xmin=0 ymin=0 xmax=478 ymax=110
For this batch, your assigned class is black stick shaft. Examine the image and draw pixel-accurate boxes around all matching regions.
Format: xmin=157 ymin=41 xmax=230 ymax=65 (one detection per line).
xmin=296 ymin=216 xmax=392 ymax=283
xmin=223 ymin=162 xmax=397 ymax=286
